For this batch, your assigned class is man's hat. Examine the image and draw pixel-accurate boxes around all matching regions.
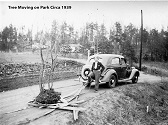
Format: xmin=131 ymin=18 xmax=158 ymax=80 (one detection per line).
xmin=94 ymin=55 xmax=101 ymax=60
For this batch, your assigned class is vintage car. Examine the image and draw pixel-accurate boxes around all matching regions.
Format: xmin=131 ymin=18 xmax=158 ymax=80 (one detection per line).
xmin=81 ymin=54 xmax=140 ymax=88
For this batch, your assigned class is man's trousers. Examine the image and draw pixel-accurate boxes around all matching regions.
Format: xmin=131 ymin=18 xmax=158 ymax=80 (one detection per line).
xmin=88 ymin=70 xmax=101 ymax=91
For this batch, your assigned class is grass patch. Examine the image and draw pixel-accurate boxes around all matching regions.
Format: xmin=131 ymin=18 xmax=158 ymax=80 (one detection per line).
xmin=134 ymin=62 xmax=168 ymax=77
xmin=143 ymin=61 xmax=168 ymax=70
xmin=67 ymin=81 xmax=168 ymax=125
xmin=122 ymin=82 xmax=168 ymax=124
xmin=0 ymin=71 xmax=78 ymax=92
xmin=0 ymin=59 xmax=84 ymax=92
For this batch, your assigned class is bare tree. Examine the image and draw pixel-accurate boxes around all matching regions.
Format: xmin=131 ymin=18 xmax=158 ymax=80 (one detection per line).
xmin=38 ymin=31 xmax=45 ymax=92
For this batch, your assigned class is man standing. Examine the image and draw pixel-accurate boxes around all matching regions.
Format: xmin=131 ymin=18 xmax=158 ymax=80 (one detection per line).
xmin=87 ymin=56 xmax=105 ymax=92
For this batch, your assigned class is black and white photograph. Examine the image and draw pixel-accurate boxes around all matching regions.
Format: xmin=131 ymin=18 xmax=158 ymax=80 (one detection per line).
xmin=0 ymin=1 xmax=168 ymax=125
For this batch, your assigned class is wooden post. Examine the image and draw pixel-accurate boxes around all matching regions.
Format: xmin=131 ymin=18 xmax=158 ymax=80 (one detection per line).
xmin=88 ymin=49 xmax=90 ymax=59
xmin=97 ymin=38 xmax=98 ymax=54
xmin=139 ymin=10 xmax=143 ymax=71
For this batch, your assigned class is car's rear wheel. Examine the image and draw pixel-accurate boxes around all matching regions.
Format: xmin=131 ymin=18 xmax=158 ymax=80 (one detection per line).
xmin=132 ymin=74 xmax=138 ymax=83
xmin=107 ymin=74 xmax=117 ymax=88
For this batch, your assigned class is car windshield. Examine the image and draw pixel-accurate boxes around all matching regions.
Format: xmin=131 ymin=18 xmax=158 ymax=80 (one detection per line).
xmin=86 ymin=56 xmax=109 ymax=65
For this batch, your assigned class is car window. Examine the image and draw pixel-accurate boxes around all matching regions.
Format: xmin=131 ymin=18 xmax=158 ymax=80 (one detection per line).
xmin=86 ymin=56 xmax=109 ymax=65
xmin=120 ymin=58 xmax=126 ymax=65
xmin=111 ymin=58 xmax=120 ymax=65
xmin=89 ymin=58 xmax=103 ymax=63
xmin=87 ymin=58 xmax=103 ymax=65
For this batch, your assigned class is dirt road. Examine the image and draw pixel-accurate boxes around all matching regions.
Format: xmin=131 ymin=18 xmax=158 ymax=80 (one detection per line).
xmin=0 ymin=72 xmax=168 ymax=125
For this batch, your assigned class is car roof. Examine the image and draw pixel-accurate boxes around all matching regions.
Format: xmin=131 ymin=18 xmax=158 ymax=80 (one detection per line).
xmin=89 ymin=54 xmax=124 ymax=59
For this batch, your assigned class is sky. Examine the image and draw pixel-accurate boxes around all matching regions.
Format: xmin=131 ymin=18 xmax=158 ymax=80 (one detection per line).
xmin=0 ymin=1 xmax=168 ymax=35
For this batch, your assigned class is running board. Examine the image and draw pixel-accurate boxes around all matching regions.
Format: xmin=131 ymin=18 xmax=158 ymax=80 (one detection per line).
xmin=81 ymin=78 xmax=132 ymax=84
xmin=81 ymin=79 xmax=106 ymax=84
xmin=118 ymin=78 xmax=131 ymax=82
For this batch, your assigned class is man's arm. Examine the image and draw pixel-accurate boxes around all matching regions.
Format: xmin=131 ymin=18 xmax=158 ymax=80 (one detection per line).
xmin=99 ymin=62 xmax=105 ymax=73
xmin=91 ymin=62 xmax=95 ymax=71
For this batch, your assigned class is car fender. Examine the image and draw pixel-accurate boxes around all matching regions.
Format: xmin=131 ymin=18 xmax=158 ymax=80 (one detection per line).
xmin=101 ymin=69 xmax=118 ymax=82
xmin=129 ymin=68 xmax=140 ymax=79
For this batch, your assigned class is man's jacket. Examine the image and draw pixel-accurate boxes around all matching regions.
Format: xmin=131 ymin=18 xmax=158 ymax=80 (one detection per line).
xmin=91 ymin=62 xmax=105 ymax=73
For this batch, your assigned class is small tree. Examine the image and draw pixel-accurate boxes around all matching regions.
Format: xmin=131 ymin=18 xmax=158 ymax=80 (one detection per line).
xmin=38 ymin=21 xmax=60 ymax=92
xmin=36 ymin=26 xmax=61 ymax=104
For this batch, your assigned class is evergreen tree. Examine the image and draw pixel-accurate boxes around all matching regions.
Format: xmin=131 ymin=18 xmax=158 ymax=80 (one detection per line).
xmin=0 ymin=24 xmax=17 ymax=51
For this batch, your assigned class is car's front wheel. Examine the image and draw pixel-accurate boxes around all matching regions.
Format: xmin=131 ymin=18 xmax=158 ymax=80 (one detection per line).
xmin=107 ymin=74 xmax=117 ymax=88
xmin=132 ymin=74 xmax=138 ymax=83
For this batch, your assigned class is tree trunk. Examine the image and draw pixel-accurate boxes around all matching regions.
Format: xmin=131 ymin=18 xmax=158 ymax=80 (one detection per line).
xmin=39 ymin=48 xmax=44 ymax=92
xmin=49 ymin=51 xmax=54 ymax=89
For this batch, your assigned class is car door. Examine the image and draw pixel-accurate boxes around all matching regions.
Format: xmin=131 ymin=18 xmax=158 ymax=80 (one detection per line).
xmin=120 ymin=58 xmax=127 ymax=79
xmin=110 ymin=57 xmax=122 ymax=79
